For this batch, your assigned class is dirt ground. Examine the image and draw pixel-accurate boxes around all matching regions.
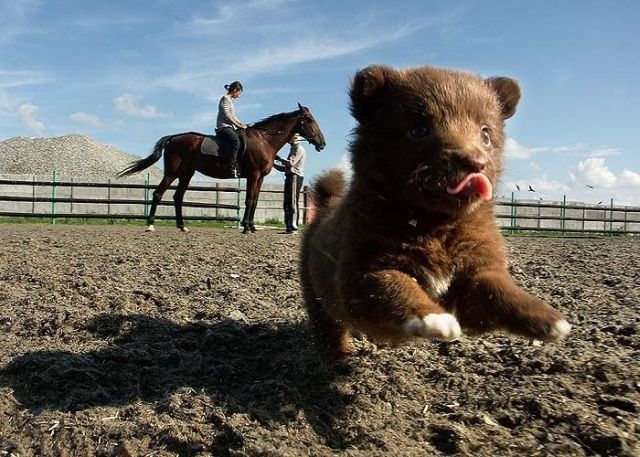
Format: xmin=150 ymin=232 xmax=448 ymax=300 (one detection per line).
xmin=0 ymin=224 xmax=638 ymax=457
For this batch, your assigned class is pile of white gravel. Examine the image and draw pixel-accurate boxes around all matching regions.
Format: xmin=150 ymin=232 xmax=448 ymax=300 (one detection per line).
xmin=0 ymin=134 xmax=164 ymax=181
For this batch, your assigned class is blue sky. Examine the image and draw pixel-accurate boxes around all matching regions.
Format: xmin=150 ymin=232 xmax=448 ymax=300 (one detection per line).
xmin=1 ymin=0 xmax=639 ymax=205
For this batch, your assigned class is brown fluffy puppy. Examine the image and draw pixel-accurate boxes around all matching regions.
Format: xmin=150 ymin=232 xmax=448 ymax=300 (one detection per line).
xmin=300 ymin=64 xmax=571 ymax=358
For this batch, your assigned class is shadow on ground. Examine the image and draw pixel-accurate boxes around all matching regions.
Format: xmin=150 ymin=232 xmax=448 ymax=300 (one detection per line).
xmin=0 ymin=314 xmax=354 ymax=451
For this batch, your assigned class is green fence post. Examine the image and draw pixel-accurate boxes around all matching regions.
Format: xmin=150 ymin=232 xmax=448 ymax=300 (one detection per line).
xmin=236 ymin=177 xmax=241 ymax=229
xmin=561 ymin=195 xmax=566 ymax=235
xmin=215 ymin=182 xmax=220 ymax=219
xmin=144 ymin=173 xmax=150 ymax=217
xmin=510 ymin=192 xmax=516 ymax=235
xmin=32 ymin=176 xmax=36 ymax=215
xmin=51 ymin=170 xmax=57 ymax=225
xmin=610 ymin=198 xmax=614 ymax=233
xmin=70 ymin=177 xmax=74 ymax=215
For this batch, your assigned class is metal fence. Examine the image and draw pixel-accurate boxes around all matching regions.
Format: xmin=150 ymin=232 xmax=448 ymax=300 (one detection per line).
xmin=1 ymin=175 xmax=639 ymax=234
xmin=0 ymin=173 xmax=290 ymax=225
xmin=494 ymin=194 xmax=640 ymax=234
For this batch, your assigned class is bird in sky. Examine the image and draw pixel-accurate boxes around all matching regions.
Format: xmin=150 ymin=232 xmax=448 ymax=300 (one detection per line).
xmin=586 ymin=184 xmax=594 ymax=189
xmin=528 ymin=185 xmax=536 ymax=192
xmin=515 ymin=184 xmax=521 ymax=191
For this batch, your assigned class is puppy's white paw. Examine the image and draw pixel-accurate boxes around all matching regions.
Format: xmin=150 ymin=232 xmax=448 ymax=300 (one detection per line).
xmin=548 ymin=319 xmax=571 ymax=340
xmin=404 ymin=313 xmax=462 ymax=341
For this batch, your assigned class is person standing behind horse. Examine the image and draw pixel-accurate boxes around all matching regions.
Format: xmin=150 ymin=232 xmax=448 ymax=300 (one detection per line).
xmin=274 ymin=134 xmax=306 ymax=233
xmin=216 ymin=81 xmax=247 ymax=178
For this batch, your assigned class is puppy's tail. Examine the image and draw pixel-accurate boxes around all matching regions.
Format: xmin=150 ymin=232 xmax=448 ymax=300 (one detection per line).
xmin=310 ymin=169 xmax=346 ymax=213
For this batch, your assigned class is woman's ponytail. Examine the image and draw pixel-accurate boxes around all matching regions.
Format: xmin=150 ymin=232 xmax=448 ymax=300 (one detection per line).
xmin=225 ymin=81 xmax=243 ymax=93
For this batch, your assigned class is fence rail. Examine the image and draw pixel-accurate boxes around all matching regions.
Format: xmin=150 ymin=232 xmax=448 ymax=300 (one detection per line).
xmin=1 ymin=177 xmax=639 ymax=234
xmin=0 ymin=175 xmax=283 ymax=225
xmin=495 ymin=194 xmax=640 ymax=234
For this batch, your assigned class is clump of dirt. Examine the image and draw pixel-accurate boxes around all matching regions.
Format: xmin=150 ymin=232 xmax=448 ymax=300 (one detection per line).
xmin=0 ymin=224 xmax=638 ymax=456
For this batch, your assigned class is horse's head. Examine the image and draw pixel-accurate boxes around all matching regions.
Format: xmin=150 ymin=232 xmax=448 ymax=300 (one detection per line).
xmin=295 ymin=103 xmax=326 ymax=151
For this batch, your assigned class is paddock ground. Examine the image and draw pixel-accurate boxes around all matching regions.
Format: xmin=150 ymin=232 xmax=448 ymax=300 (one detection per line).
xmin=0 ymin=224 xmax=638 ymax=456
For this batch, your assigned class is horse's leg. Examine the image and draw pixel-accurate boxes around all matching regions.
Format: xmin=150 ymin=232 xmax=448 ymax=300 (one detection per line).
xmin=147 ymin=175 xmax=176 ymax=232
xmin=241 ymin=174 xmax=259 ymax=234
xmin=174 ymin=172 xmax=195 ymax=232
xmin=248 ymin=176 xmax=264 ymax=233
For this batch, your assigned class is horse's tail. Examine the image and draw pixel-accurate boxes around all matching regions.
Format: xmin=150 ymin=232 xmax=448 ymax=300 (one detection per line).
xmin=117 ymin=135 xmax=173 ymax=178
xmin=310 ymin=168 xmax=346 ymax=215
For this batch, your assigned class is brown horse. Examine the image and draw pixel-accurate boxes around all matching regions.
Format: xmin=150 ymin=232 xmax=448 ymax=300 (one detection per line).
xmin=118 ymin=103 xmax=325 ymax=233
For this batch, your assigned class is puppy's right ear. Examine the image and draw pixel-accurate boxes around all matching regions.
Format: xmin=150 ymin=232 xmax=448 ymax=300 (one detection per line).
xmin=350 ymin=65 xmax=393 ymax=123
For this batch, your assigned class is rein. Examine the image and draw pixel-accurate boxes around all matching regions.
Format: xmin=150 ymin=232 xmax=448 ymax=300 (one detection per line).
xmin=250 ymin=126 xmax=286 ymax=136
xmin=249 ymin=110 xmax=303 ymax=137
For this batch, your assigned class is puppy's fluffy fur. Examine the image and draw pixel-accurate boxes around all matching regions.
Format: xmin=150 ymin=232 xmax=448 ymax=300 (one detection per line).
xmin=301 ymin=65 xmax=571 ymax=358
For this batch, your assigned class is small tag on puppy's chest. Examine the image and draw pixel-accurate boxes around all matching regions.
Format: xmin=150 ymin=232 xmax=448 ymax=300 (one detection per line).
xmin=408 ymin=219 xmax=418 ymax=227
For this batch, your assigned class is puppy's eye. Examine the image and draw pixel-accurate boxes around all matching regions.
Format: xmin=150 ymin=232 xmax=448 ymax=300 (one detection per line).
xmin=408 ymin=124 xmax=431 ymax=139
xmin=481 ymin=126 xmax=491 ymax=146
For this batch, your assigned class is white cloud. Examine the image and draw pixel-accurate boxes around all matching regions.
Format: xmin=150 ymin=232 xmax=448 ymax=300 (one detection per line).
xmin=587 ymin=147 xmax=620 ymax=158
xmin=156 ymin=23 xmax=422 ymax=96
xmin=239 ymin=34 xmax=405 ymax=73
xmin=0 ymin=69 xmax=47 ymax=88
xmin=114 ymin=93 xmax=165 ymax=118
xmin=72 ymin=15 xmax=149 ymax=30
xmin=523 ymin=143 xmax=619 ymax=160
xmin=619 ymin=169 xmax=640 ymax=186
xmin=504 ymin=137 xmax=532 ymax=159
xmin=0 ymin=93 xmax=11 ymax=115
xmin=18 ymin=102 xmax=44 ymax=135
xmin=70 ymin=111 xmax=103 ymax=128
xmin=528 ymin=161 xmax=541 ymax=171
xmin=575 ymin=157 xmax=617 ymax=187
xmin=500 ymin=170 xmax=640 ymax=205
xmin=528 ymin=143 xmax=586 ymax=154
xmin=501 ymin=176 xmax=570 ymax=198
xmin=192 ymin=0 xmax=304 ymax=30
xmin=0 ymin=69 xmax=46 ymax=121
xmin=336 ymin=153 xmax=353 ymax=179
xmin=0 ymin=0 xmax=41 ymax=43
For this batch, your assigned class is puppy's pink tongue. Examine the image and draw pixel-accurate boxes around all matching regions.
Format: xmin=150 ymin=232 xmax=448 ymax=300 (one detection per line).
xmin=446 ymin=173 xmax=493 ymax=200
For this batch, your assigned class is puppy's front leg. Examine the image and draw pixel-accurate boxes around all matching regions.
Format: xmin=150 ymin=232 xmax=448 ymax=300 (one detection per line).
xmin=343 ymin=269 xmax=462 ymax=342
xmin=452 ymin=269 xmax=571 ymax=341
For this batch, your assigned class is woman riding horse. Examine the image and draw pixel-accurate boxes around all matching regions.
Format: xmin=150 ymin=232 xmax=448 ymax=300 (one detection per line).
xmin=118 ymin=104 xmax=325 ymax=234
xmin=216 ymin=81 xmax=247 ymax=178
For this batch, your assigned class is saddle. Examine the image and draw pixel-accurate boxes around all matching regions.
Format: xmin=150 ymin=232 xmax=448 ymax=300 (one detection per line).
xmin=200 ymin=130 xmax=246 ymax=159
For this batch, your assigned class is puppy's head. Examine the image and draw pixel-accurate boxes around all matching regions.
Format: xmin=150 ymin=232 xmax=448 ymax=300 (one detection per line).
xmin=349 ymin=64 xmax=520 ymax=215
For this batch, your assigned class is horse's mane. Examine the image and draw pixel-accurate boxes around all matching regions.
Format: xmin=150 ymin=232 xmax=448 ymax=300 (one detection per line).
xmin=251 ymin=110 xmax=299 ymax=129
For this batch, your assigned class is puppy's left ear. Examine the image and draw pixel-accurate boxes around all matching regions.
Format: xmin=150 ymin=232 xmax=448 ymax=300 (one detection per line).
xmin=350 ymin=65 xmax=393 ymax=123
xmin=487 ymin=77 xmax=521 ymax=119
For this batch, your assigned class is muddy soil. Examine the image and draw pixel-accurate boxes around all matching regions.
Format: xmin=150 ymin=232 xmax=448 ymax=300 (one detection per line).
xmin=0 ymin=224 xmax=638 ymax=456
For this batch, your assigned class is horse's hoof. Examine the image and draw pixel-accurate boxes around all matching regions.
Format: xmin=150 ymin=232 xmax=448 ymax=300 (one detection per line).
xmin=250 ymin=225 xmax=257 ymax=233
xmin=145 ymin=225 xmax=155 ymax=232
xmin=242 ymin=228 xmax=250 ymax=234
xmin=179 ymin=227 xmax=190 ymax=233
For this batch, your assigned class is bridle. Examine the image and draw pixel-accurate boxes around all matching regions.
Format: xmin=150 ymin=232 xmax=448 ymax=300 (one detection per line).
xmin=251 ymin=110 xmax=320 ymax=146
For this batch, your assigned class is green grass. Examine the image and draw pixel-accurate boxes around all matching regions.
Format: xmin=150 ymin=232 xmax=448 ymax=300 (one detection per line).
xmin=4 ymin=217 xmax=632 ymax=236
xmin=262 ymin=217 xmax=284 ymax=227
xmin=0 ymin=216 xmax=239 ymax=228
xmin=0 ymin=216 xmax=292 ymax=229
xmin=500 ymin=229 xmax=632 ymax=238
